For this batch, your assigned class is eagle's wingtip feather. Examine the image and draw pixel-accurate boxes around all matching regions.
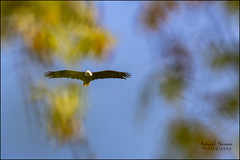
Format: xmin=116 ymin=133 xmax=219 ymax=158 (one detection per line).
xmin=124 ymin=72 xmax=131 ymax=79
xmin=44 ymin=71 xmax=52 ymax=78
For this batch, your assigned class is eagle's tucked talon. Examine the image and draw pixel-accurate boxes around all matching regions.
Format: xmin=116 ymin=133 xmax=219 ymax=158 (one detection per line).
xmin=44 ymin=70 xmax=131 ymax=87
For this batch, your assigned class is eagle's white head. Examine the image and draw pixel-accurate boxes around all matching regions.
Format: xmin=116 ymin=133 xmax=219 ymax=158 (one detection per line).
xmin=85 ymin=70 xmax=93 ymax=76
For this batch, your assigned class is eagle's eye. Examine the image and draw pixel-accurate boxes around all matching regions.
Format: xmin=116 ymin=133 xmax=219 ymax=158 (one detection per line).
xmin=85 ymin=70 xmax=92 ymax=76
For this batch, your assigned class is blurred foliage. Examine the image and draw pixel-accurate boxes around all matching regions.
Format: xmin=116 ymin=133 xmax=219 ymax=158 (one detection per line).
xmin=1 ymin=1 xmax=115 ymax=66
xmin=141 ymin=1 xmax=178 ymax=31
xmin=30 ymin=82 xmax=87 ymax=145
xmin=159 ymin=119 xmax=218 ymax=158
xmin=159 ymin=73 xmax=185 ymax=102
xmin=211 ymin=87 xmax=239 ymax=118
xmin=224 ymin=1 xmax=239 ymax=13
xmin=2 ymin=1 xmax=115 ymax=157
xmin=139 ymin=1 xmax=239 ymax=159
xmin=217 ymin=91 xmax=239 ymax=118
xmin=211 ymin=52 xmax=239 ymax=70
xmin=159 ymin=42 xmax=191 ymax=102
xmin=209 ymin=42 xmax=239 ymax=71
xmin=140 ymin=2 xmax=205 ymax=31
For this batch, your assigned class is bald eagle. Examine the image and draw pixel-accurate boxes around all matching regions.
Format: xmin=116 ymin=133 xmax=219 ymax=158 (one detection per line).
xmin=44 ymin=70 xmax=131 ymax=87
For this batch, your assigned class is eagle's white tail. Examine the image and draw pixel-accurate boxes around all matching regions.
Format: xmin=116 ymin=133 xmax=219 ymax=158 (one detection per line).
xmin=83 ymin=82 xmax=90 ymax=87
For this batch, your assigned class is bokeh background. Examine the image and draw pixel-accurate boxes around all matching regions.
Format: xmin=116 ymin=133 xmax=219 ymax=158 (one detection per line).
xmin=1 ymin=1 xmax=239 ymax=159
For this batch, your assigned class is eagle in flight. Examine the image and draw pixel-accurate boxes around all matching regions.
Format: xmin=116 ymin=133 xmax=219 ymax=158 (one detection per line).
xmin=44 ymin=70 xmax=131 ymax=87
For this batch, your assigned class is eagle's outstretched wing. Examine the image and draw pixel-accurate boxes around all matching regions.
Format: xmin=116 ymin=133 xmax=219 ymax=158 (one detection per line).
xmin=44 ymin=70 xmax=85 ymax=81
xmin=92 ymin=70 xmax=131 ymax=81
